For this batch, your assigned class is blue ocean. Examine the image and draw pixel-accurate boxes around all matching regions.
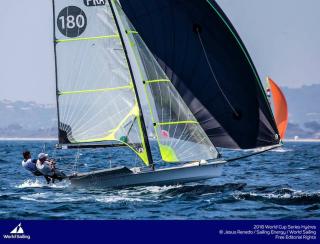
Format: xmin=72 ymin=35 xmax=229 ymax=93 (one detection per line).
xmin=0 ymin=140 xmax=319 ymax=220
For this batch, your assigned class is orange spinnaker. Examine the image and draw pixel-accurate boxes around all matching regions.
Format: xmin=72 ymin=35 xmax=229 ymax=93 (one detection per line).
xmin=268 ymin=77 xmax=288 ymax=139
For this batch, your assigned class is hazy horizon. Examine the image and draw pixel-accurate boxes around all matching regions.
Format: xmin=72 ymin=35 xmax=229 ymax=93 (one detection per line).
xmin=1 ymin=83 xmax=320 ymax=105
xmin=1 ymin=0 xmax=320 ymax=104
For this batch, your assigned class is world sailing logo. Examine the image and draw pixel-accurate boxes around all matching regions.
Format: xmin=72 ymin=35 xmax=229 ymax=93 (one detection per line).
xmin=3 ymin=223 xmax=31 ymax=240
xmin=10 ymin=223 xmax=24 ymax=234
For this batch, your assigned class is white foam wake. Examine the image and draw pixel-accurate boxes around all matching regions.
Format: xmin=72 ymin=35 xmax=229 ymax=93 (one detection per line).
xmin=271 ymin=147 xmax=293 ymax=153
xmin=95 ymin=196 xmax=144 ymax=203
xmin=20 ymin=192 xmax=90 ymax=203
xmin=16 ymin=179 xmax=70 ymax=189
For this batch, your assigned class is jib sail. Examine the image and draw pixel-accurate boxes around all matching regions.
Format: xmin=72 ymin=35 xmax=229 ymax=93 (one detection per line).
xmin=113 ymin=1 xmax=218 ymax=163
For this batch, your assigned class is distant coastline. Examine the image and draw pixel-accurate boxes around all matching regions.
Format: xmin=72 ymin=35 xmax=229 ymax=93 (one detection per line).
xmin=0 ymin=138 xmax=56 ymax=141
xmin=284 ymin=139 xmax=320 ymax=142
xmin=0 ymin=137 xmax=319 ymax=143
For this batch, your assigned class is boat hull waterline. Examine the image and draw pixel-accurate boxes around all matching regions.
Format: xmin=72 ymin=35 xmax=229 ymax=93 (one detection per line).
xmin=69 ymin=161 xmax=225 ymax=188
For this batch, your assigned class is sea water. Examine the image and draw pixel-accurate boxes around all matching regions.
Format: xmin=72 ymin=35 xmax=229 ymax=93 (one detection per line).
xmin=0 ymin=140 xmax=319 ymax=220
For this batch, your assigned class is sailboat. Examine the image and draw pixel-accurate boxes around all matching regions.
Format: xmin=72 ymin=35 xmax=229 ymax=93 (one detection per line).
xmin=266 ymin=77 xmax=289 ymax=139
xmin=51 ymin=0 xmax=281 ymax=188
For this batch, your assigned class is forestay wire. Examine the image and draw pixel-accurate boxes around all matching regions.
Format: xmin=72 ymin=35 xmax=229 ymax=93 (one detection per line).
xmin=225 ymin=144 xmax=282 ymax=163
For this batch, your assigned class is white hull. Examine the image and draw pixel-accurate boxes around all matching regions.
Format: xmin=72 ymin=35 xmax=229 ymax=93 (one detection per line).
xmin=70 ymin=161 xmax=225 ymax=188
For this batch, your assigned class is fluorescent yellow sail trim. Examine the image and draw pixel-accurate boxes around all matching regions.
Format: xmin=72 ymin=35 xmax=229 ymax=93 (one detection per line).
xmin=56 ymin=35 xmax=120 ymax=43
xmin=122 ymin=22 xmax=178 ymax=164
xmin=76 ymin=104 xmax=148 ymax=164
xmin=125 ymin=30 xmax=182 ymax=164
xmin=59 ymin=85 xmax=133 ymax=96
xmin=75 ymin=138 xmax=148 ymax=164
xmin=126 ymin=30 xmax=138 ymax=35
xmin=136 ymin=114 xmax=149 ymax=165
xmin=108 ymin=4 xmax=149 ymax=166
xmin=145 ymin=79 xmax=170 ymax=84
xmin=155 ymin=121 xmax=199 ymax=126
xmin=77 ymin=105 xmax=139 ymax=143
xmin=107 ymin=106 xmax=139 ymax=139
xmin=159 ymin=144 xmax=179 ymax=163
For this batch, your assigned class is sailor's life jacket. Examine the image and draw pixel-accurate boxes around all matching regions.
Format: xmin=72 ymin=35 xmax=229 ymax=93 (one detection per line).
xmin=21 ymin=159 xmax=43 ymax=176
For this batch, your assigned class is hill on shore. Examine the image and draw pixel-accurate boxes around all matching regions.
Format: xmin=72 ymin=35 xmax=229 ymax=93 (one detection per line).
xmin=1 ymin=84 xmax=320 ymax=139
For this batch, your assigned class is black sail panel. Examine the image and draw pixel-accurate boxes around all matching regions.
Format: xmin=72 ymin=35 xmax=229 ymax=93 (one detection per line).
xmin=119 ymin=0 xmax=280 ymax=149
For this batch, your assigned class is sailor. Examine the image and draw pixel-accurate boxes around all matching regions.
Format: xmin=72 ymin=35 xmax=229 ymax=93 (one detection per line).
xmin=36 ymin=153 xmax=66 ymax=183
xmin=22 ymin=151 xmax=51 ymax=184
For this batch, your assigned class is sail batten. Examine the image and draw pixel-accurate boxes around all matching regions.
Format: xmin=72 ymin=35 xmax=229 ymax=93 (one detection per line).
xmin=56 ymin=34 xmax=120 ymax=43
xmin=145 ymin=79 xmax=171 ymax=84
xmin=155 ymin=121 xmax=199 ymax=126
xmin=58 ymin=85 xmax=133 ymax=96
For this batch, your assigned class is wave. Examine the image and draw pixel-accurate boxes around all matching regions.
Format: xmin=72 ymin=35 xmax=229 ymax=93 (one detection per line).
xmin=93 ymin=186 xmax=180 ymax=204
xmin=234 ymin=188 xmax=320 ymax=205
xmin=242 ymin=147 xmax=293 ymax=154
xmin=20 ymin=192 xmax=90 ymax=203
xmin=305 ymin=204 xmax=320 ymax=211
xmin=16 ymin=179 xmax=70 ymax=189
xmin=271 ymin=148 xmax=293 ymax=153
xmin=0 ymin=194 xmax=18 ymax=201
xmin=20 ymin=189 xmax=153 ymax=205
xmin=95 ymin=196 xmax=144 ymax=204
xmin=163 ymin=183 xmax=246 ymax=197
xmin=130 ymin=185 xmax=183 ymax=195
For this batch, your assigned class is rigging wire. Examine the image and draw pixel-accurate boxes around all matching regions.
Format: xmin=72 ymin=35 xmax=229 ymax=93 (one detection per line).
xmin=42 ymin=143 xmax=46 ymax=153
xmin=196 ymin=29 xmax=239 ymax=118
xmin=225 ymin=144 xmax=281 ymax=163
xmin=72 ymin=148 xmax=81 ymax=174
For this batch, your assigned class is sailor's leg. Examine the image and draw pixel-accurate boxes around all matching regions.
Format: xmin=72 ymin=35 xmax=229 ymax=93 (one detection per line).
xmin=33 ymin=171 xmax=43 ymax=176
xmin=54 ymin=170 xmax=66 ymax=181
xmin=52 ymin=174 xmax=63 ymax=182
xmin=44 ymin=176 xmax=51 ymax=184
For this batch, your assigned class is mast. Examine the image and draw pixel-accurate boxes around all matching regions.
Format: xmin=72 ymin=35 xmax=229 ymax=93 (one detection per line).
xmin=108 ymin=0 xmax=154 ymax=167
xmin=52 ymin=0 xmax=61 ymax=142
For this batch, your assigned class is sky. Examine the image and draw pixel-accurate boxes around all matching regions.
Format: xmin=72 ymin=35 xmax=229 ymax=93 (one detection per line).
xmin=0 ymin=0 xmax=319 ymax=104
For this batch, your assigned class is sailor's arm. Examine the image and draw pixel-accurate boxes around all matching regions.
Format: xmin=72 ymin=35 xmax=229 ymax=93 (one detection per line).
xmin=36 ymin=162 xmax=44 ymax=170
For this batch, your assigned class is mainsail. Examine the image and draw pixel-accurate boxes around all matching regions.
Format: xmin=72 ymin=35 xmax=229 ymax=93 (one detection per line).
xmin=53 ymin=0 xmax=218 ymax=165
xmin=119 ymin=0 xmax=281 ymax=149
xmin=53 ymin=0 xmax=151 ymax=165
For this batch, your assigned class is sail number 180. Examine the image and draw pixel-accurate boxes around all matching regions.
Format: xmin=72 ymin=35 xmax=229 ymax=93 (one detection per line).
xmin=59 ymin=15 xmax=85 ymax=30
xmin=57 ymin=6 xmax=87 ymax=38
